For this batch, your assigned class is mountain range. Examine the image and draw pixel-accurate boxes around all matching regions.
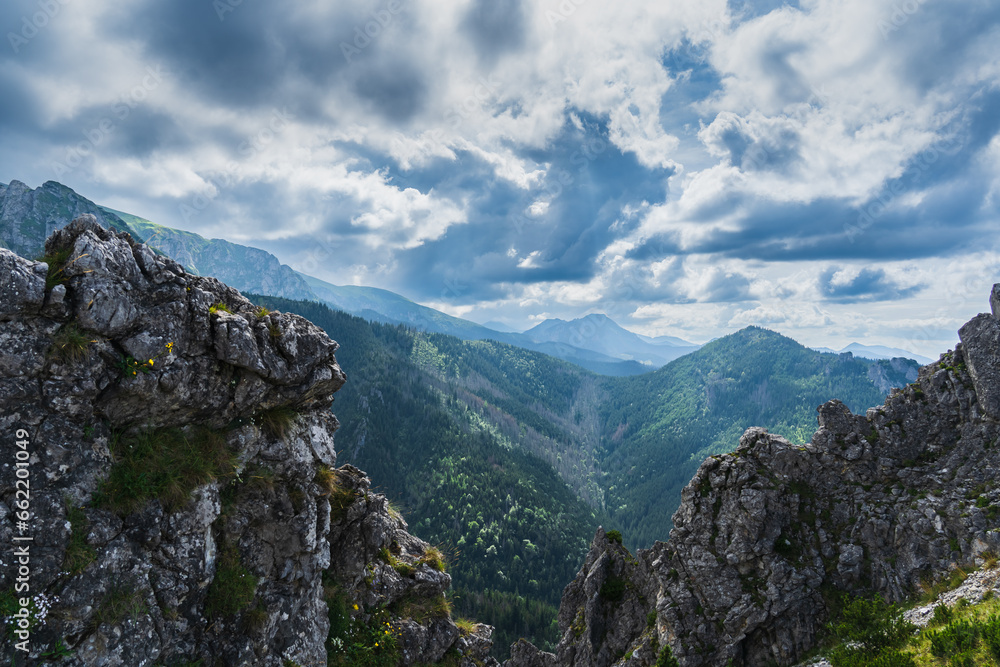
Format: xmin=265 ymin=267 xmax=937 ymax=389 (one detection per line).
xmin=0 ymin=181 xmax=930 ymax=656
xmin=0 ymin=180 xmax=930 ymax=374
xmin=811 ymin=341 xmax=934 ymax=365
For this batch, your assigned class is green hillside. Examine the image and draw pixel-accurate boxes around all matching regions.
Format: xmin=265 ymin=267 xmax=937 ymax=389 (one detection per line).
xmin=597 ymin=326 xmax=920 ymax=547
xmin=247 ymin=297 xmax=921 ymax=656
xmin=248 ymin=295 xmax=603 ymax=657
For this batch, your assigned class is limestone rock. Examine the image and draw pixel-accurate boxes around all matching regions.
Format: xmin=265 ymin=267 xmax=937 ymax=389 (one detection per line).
xmin=0 ymin=218 xmax=495 ymax=667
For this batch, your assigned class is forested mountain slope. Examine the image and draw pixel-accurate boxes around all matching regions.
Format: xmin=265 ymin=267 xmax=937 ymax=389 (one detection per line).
xmin=247 ymin=296 xmax=920 ymax=656
xmin=598 ymin=326 xmax=920 ymax=547
xmin=249 ymin=295 xmax=604 ymax=656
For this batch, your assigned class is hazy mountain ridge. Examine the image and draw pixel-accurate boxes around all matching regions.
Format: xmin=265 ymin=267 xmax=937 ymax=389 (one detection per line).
xmin=811 ymin=341 xmax=932 ymax=365
xmin=524 ymin=313 xmax=701 ymax=367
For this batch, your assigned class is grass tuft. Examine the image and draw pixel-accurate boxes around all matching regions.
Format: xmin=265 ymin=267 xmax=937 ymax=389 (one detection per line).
xmin=63 ymin=502 xmax=96 ymax=575
xmin=95 ymin=425 xmax=237 ymax=515
xmin=255 ymin=406 xmax=298 ymax=440
xmin=49 ymin=323 xmax=95 ymax=363
xmin=208 ymin=302 xmax=232 ymax=315
xmin=417 ymin=546 xmax=447 ymax=572
xmin=89 ymin=580 xmax=148 ymax=630
xmin=205 ymin=545 xmax=258 ymax=618
xmin=455 ymin=617 xmax=478 ymax=636
xmin=38 ymin=247 xmax=74 ymax=290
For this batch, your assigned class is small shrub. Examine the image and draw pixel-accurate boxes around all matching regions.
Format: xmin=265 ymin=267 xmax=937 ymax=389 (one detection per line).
xmin=606 ymin=529 xmax=623 ymax=544
xmin=926 ymin=619 xmax=979 ymax=658
xmin=647 ymin=610 xmax=658 ymax=628
xmin=327 ymin=602 xmax=398 ymax=667
xmin=599 ymin=575 xmax=627 ymax=603
xmin=656 ymin=645 xmax=680 ymax=667
xmin=205 ymin=546 xmax=258 ymax=618
xmin=930 ymin=604 xmax=954 ymax=626
xmin=828 ymin=594 xmax=915 ymax=666
xmin=982 ymin=614 xmax=1000 ymax=661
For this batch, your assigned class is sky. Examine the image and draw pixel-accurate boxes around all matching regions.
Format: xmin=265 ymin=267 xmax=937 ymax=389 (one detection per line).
xmin=1 ymin=0 xmax=999 ymax=358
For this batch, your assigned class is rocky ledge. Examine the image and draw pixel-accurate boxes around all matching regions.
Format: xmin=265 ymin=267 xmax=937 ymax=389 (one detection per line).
xmin=0 ymin=216 xmax=496 ymax=666
xmin=507 ymin=286 xmax=1000 ymax=666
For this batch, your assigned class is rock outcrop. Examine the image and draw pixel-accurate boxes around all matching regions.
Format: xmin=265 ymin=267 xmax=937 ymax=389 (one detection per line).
xmin=507 ymin=287 xmax=1000 ymax=666
xmin=0 ymin=216 xmax=496 ymax=666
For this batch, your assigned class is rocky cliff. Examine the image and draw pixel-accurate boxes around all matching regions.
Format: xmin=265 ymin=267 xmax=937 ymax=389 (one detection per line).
xmin=0 ymin=217 xmax=497 ymax=666
xmin=507 ymin=287 xmax=1000 ymax=666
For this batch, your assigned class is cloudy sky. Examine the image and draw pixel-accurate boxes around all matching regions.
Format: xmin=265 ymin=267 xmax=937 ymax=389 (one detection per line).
xmin=2 ymin=0 xmax=999 ymax=357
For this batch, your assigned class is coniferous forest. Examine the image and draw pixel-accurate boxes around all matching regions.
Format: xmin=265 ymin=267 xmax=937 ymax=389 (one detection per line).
xmin=249 ymin=295 xmax=920 ymax=656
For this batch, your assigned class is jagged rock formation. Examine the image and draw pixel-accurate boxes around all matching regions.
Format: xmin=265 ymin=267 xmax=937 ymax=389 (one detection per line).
xmin=0 ymin=217 xmax=496 ymax=666
xmin=507 ymin=287 xmax=1000 ymax=666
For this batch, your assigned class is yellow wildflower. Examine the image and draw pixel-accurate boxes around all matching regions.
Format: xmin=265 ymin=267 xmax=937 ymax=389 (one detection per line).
xmin=149 ymin=359 xmax=154 ymax=365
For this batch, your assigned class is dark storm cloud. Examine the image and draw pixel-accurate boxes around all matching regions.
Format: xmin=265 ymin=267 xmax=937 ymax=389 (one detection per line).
xmin=818 ymin=267 xmax=923 ymax=303
xmin=111 ymin=1 xmax=291 ymax=107
xmin=352 ymin=60 xmax=428 ymax=123
xmin=110 ymin=0 xmax=426 ymax=121
xmin=884 ymin=1 xmax=1000 ymax=97
xmin=385 ymin=114 xmax=674 ymax=303
xmin=460 ymin=0 xmax=526 ymax=66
